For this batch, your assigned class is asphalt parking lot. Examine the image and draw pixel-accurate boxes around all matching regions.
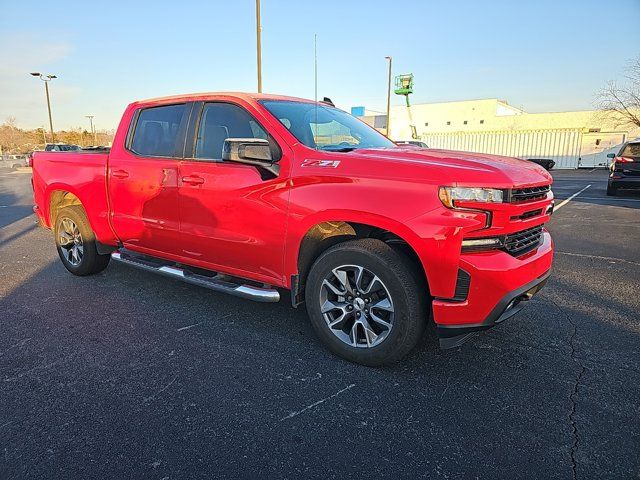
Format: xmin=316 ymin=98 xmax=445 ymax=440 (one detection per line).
xmin=0 ymin=168 xmax=638 ymax=479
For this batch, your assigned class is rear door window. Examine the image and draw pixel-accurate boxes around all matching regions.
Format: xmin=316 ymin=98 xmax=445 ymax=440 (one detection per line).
xmin=130 ymin=104 xmax=188 ymax=157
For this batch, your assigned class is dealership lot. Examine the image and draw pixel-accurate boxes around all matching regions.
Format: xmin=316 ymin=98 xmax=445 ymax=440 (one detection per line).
xmin=0 ymin=169 xmax=638 ymax=479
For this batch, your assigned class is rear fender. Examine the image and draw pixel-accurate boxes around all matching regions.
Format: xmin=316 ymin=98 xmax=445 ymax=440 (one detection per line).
xmin=44 ymin=183 xmax=117 ymax=245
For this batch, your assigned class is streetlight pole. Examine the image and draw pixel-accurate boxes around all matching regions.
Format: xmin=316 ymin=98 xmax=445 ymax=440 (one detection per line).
xmin=86 ymin=115 xmax=97 ymax=145
xmin=385 ymin=56 xmax=392 ymax=138
xmin=30 ymin=72 xmax=57 ymax=143
xmin=256 ymin=0 xmax=262 ymax=93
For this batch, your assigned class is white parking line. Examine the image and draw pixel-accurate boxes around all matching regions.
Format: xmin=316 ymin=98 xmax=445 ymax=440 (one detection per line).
xmin=555 ymin=196 xmax=640 ymax=203
xmin=554 ymin=184 xmax=591 ymax=212
xmin=556 ymin=251 xmax=640 ymax=267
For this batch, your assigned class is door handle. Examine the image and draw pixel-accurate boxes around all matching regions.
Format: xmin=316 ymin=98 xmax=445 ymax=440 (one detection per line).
xmin=182 ymin=175 xmax=205 ymax=185
xmin=112 ymin=169 xmax=129 ymax=179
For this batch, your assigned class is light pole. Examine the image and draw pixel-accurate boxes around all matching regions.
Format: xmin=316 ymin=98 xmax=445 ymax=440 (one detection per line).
xmin=385 ymin=56 xmax=392 ymax=138
xmin=85 ymin=115 xmax=97 ymax=145
xmin=256 ymin=0 xmax=263 ymax=93
xmin=30 ymin=72 xmax=56 ymax=143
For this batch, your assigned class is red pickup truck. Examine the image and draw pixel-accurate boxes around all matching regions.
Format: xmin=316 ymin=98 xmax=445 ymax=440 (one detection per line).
xmin=32 ymin=93 xmax=554 ymax=365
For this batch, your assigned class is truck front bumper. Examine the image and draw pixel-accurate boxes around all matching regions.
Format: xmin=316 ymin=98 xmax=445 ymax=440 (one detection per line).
xmin=432 ymin=230 xmax=553 ymax=349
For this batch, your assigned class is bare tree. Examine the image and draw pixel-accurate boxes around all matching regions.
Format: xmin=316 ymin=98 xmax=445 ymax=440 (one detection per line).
xmin=0 ymin=118 xmax=115 ymax=155
xmin=0 ymin=117 xmax=23 ymax=155
xmin=597 ymin=57 xmax=640 ymax=129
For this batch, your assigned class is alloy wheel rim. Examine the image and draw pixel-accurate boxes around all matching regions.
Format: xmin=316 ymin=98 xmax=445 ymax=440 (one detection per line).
xmin=319 ymin=264 xmax=394 ymax=348
xmin=58 ymin=218 xmax=83 ymax=266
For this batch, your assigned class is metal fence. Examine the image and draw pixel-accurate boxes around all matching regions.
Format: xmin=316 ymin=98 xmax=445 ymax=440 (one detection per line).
xmin=422 ymin=129 xmax=584 ymax=169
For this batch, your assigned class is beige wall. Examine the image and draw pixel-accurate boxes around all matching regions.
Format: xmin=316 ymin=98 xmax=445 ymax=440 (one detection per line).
xmin=356 ymin=98 xmax=640 ymax=167
xmin=354 ymin=98 xmax=640 ymax=168
xmin=386 ymin=98 xmax=640 ymax=140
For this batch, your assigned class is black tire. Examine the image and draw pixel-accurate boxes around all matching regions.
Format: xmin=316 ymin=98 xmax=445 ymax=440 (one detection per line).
xmin=606 ymin=183 xmax=617 ymax=196
xmin=305 ymin=238 xmax=428 ymax=366
xmin=54 ymin=205 xmax=110 ymax=276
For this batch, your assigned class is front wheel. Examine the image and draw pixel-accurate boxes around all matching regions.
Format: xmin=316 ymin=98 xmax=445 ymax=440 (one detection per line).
xmin=606 ymin=183 xmax=617 ymax=196
xmin=305 ymin=239 xmax=427 ymax=366
xmin=55 ymin=205 xmax=110 ymax=276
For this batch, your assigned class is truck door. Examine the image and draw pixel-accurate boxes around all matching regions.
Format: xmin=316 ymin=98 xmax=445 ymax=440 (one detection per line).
xmin=177 ymin=101 xmax=290 ymax=286
xmin=107 ymin=103 xmax=190 ymax=257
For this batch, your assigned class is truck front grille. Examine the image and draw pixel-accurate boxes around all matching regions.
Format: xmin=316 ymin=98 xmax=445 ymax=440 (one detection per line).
xmin=503 ymin=225 xmax=544 ymax=256
xmin=508 ymin=185 xmax=550 ymax=203
xmin=511 ymin=208 xmax=543 ymax=221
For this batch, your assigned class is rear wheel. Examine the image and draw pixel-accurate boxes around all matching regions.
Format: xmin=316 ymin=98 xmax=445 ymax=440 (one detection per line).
xmin=305 ymin=239 xmax=427 ymax=366
xmin=606 ymin=183 xmax=617 ymax=196
xmin=54 ymin=205 xmax=110 ymax=276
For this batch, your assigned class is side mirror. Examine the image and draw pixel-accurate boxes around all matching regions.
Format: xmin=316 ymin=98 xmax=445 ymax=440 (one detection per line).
xmin=222 ymin=138 xmax=279 ymax=179
xmin=223 ymin=138 xmax=273 ymax=164
xmin=606 ymin=153 xmax=616 ymax=158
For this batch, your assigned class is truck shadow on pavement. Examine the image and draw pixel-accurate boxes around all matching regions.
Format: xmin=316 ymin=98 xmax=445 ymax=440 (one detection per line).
xmin=1 ymin=254 xmax=638 ymax=478
xmin=0 ymin=189 xmax=35 ymax=229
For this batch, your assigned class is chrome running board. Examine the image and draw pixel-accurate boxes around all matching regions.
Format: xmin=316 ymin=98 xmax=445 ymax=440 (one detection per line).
xmin=111 ymin=250 xmax=280 ymax=303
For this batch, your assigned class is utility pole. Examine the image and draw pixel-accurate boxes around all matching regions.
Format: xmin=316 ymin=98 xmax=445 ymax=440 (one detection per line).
xmin=30 ymin=72 xmax=57 ymax=142
xmin=85 ymin=115 xmax=97 ymax=145
xmin=385 ymin=56 xmax=392 ymax=138
xmin=256 ymin=0 xmax=263 ymax=93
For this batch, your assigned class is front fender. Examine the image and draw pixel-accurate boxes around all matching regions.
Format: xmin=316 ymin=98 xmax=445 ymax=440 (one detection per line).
xmin=285 ymin=206 xmax=486 ymax=299
xmin=286 ymin=209 xmax=428 ymax=292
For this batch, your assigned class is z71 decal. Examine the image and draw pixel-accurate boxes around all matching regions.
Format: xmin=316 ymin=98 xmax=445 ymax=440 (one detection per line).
xmin=301 ymin=159 xmax=341 ymax=168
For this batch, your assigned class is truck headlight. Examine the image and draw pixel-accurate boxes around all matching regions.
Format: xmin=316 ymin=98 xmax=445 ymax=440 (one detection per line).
xmin=439 ymin=187 xmax=504 ymax=208
xmin=461 ymin=237 xmax=503 ymax=252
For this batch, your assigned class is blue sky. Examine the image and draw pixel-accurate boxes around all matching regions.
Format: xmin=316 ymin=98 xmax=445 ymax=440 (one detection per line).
xmin=1 ymin=0 xmax=639 ymax=130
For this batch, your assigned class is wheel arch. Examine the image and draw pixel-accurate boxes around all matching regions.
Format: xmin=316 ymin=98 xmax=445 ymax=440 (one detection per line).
xmin=48 ymin=189 xmax=84 ymax=226
xmin=46 ymin=186 xmax=117 ymax=255
xmin=289 ymin=213 xmax=429 ymax=307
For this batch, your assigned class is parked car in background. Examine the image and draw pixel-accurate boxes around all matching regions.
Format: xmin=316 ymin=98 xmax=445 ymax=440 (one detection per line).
xmin=396 ymin=140 xmax=428 ymax=148
xmin=6 ymin=154 xmax=29 ymax=168
xmin=526 ymin=158 xmax=555 ymax=170
xmin=45 ymin=143 xmax=81 ymax=152
xmin=607 ymin=140 xmax=640 ymax=196
xmin=32 ymin=92 xmax=554 ymax=366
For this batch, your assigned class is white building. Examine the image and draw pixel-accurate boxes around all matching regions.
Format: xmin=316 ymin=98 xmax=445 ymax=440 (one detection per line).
xmin=354 ymin=98 xmax=640 ymax=168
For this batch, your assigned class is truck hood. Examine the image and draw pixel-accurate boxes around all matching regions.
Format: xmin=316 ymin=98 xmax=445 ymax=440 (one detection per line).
xmin=344 ymin=147 xmax=552 ymax=188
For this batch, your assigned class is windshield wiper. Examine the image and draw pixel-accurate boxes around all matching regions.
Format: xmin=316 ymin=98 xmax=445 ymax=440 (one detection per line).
xmin=320 ymin=146 xmax=359 ymax=152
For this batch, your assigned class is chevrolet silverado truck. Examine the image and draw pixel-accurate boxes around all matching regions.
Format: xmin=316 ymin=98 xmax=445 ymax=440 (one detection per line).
xmin=32 ymin=93 xmax=554 ymax=366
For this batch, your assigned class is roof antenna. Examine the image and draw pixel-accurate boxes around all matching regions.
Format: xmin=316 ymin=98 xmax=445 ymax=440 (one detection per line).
xmin=314 ymin=33 xmax=319 ymax=150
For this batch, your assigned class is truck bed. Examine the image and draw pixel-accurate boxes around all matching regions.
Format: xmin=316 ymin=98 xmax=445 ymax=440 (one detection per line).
xmin=32 ymin=150 xmax=115 ymax=243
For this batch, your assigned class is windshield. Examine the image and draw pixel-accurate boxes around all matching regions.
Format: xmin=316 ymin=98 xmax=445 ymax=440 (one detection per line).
xmin=620 ymin=143 xmax=640 ymax=158
xmin=260 ymin=100 xmax=395 ymax=151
